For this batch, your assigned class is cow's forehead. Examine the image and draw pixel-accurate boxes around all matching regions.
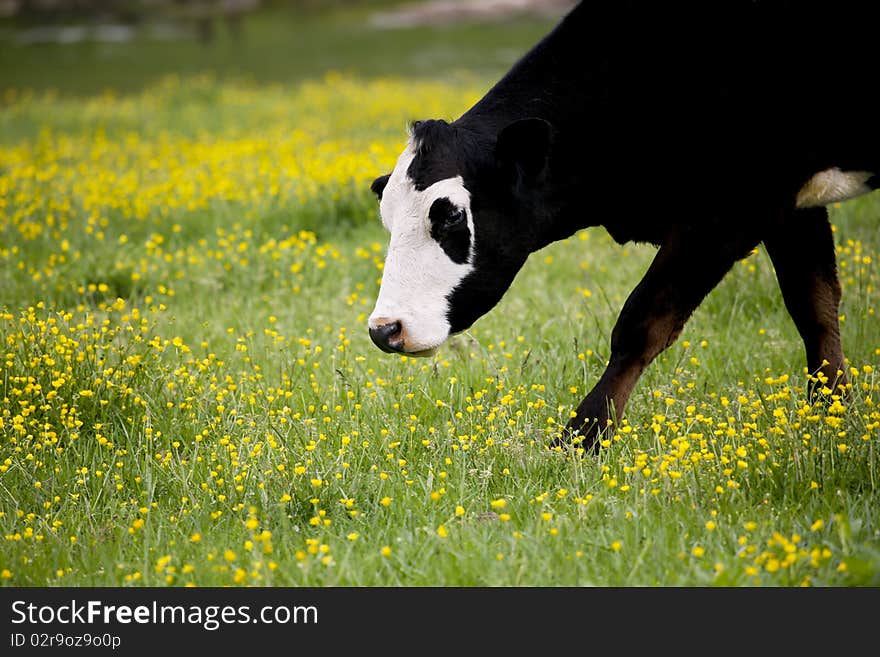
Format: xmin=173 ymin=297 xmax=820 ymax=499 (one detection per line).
xmin=380 ymin=142 xmax=469 ymax=232
xmin=378 ymin=145 xmax=417 ymax=231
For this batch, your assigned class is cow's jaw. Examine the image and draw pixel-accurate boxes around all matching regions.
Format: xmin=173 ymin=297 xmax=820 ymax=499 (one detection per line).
xmin=368 ymin=144 xmax=474 ymax=356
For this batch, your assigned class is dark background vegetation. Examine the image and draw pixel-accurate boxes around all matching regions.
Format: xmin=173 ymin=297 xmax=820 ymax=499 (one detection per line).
xmin=0 ymin=1 xmax=572 ymax=94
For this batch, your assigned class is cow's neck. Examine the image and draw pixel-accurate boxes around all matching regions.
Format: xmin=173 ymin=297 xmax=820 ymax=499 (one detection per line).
xmin=458 ymin=3 xmax=593 ymax=132
xmin=456 ymin=3 xmax=613 ymax=250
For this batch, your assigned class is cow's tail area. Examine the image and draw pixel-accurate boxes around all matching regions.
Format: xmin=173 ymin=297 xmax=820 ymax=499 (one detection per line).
xmin=795 ymin=168 xmax=879 ymax=209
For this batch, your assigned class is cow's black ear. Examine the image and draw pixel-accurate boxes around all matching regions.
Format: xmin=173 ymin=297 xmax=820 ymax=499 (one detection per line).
xmin=371 ymin=173 xmax=391 ymax=200
xmin=495 ymin=117 xmax=554 ymax=184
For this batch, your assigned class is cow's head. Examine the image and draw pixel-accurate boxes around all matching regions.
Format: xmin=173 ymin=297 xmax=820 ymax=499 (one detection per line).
xmin=368 ymin=117 xmax=554 ymax=356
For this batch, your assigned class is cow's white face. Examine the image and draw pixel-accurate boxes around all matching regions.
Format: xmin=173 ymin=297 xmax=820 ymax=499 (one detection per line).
xmin=368 ymin=140 xmax=475 ymax=356
xmin=367 ymin=117 xmax=550 ymax=357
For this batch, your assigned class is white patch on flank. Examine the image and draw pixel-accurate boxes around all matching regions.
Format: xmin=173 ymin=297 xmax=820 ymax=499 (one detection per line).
xmin=796 ymin=167 xmax=874 ymax=208
xmin=369 ymin=141 xmax=474 ymax=354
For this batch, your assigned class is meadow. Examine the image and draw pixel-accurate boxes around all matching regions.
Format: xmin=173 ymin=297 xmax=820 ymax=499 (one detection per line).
xmin=1 ymin=8 xmax=879 ymax=587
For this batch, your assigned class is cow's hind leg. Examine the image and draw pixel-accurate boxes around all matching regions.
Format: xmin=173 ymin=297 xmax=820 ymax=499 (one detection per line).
xmin=561 ymin=225 xmax=761 ymax=452
xmin=763 ymin=206 xmax=848 ymax=396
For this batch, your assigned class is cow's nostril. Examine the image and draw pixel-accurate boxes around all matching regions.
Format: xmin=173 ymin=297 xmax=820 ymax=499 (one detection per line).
xmin=369 ymin=321 xmax=404 ymax=353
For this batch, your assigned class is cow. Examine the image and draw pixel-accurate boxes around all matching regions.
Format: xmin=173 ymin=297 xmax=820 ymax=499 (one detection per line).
xmin=366 ymin=1 xmax=880 ymax=451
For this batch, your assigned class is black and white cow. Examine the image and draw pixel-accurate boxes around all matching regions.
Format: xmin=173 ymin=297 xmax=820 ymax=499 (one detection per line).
xmin=367 ymin=1 xmax=880 ymax=451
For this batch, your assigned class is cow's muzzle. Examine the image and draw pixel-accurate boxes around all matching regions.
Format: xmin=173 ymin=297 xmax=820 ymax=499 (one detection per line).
xmin=369 ymin=320 xmax=404 ymax=353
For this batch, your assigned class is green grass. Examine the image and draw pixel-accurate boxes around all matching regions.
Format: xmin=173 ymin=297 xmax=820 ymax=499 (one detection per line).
xmin=0 ymin=2 xmax=557 ymax=95
xmin=0 ymin=3 xmax=878 ymax=587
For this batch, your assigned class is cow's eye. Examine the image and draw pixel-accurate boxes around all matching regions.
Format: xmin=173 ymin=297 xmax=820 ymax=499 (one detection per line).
xmin=428 ymin=197 xmax=471 ymax=264
xmin=429 ymin=198 xmax=467 ymax=236
xmin=442 ymin=209 xmax=466 ymax=230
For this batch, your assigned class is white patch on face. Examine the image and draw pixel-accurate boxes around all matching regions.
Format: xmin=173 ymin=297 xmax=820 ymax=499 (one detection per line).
xmin=369 ymin=142 xmax=475 ymax=354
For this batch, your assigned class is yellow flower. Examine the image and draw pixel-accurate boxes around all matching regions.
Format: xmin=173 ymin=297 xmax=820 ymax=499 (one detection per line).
xmin=436 ymin=525 xmax=448 ymax=539
xmin=380 ymin=546 xmax=392 ymax=558
xmin=489 ymin=498 xmax=506 ymax=509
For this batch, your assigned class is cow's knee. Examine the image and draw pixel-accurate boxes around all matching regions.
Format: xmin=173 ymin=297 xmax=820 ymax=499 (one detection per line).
xmin=610 ymin=306 xmax=684 ymax=368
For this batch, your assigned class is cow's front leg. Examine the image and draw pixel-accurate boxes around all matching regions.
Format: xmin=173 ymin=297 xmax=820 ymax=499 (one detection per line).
xmin=560 ymin=226 xmax=761 ymax=452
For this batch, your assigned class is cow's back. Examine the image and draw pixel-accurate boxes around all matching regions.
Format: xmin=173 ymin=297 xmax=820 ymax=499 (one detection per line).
xmin=459 ymin=1 xmax=879 ymax=228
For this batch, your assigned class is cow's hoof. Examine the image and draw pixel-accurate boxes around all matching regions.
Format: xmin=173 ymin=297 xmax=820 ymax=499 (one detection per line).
xmin=806 ymin=372 xmax=849 ymax=404
xmin=550 ymin=423 xmax=603 ymax=455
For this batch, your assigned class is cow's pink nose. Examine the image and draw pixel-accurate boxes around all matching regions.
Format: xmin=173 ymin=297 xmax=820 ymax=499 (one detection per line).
xmin=369 ymin=320 xmax=404 ymax=353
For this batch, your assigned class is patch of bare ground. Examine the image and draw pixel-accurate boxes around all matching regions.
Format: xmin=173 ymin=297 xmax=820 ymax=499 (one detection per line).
xmin=370 ymin=0 xmax=576 ymax=29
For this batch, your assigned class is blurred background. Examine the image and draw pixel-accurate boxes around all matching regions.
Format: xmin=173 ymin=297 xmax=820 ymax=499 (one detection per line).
xmin=0 ymin=0 xmax=576 ymax=94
